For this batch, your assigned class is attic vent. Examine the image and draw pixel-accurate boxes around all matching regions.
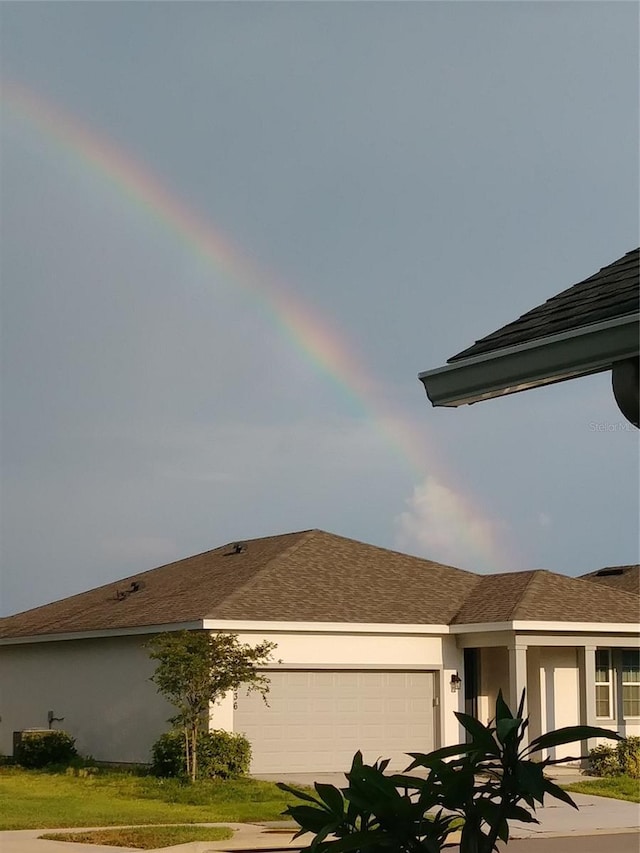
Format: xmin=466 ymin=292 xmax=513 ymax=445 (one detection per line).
xmin=231 ymin=542 xmax=246 ymax=554
xmin=114 ymin=580 xmax=146 ymax=600
xmin=596 ymin=568 xmax=624 ymax=577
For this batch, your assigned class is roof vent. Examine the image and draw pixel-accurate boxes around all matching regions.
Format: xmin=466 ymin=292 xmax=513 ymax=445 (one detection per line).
xmin=114 ymin=580 xmax=146 ymax=600
xmin=231 ymin=542 xmax=246 ymax=554
xmin=596 ymin=568 xmax=624 ymax=577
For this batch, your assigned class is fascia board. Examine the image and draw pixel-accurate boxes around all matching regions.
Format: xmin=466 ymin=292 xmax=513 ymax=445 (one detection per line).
xmin=202 ymin=619 xmax=451 ymax=635
xmin=419 ymin=313 xmax=639 ymax=407
xmin=451 ymin=620 xmax=639 ymax=634
xmin=511 ymin=620 xmax=640 ymax=633
xmin=0 ymin=621 xmax=205 ymax=645
xmin=450 ymin=622 xmax=514 ymax=633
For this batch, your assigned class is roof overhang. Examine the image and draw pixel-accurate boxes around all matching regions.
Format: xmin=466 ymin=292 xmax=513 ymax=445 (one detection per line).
xmin=451 ymin=620 xmax=640 ymax=634
xmin=419 ymin=313 xmax=640 ymax=408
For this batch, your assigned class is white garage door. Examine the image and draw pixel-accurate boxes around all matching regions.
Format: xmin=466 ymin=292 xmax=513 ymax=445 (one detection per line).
xmin=234 ymin=669 xmax=436 ymax=774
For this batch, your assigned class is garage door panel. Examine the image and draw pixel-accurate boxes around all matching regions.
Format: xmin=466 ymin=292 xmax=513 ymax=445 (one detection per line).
xmin=235 ymin=670 xmax=435 ymax=774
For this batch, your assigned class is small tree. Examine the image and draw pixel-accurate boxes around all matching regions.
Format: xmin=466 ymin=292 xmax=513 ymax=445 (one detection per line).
xmin=147 ymin=630 xmax=277 ymax=782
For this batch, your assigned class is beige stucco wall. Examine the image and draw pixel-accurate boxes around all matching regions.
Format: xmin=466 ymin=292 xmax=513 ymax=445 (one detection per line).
xmin=477 ymin=647 xmax=509 ymax=725
xmin=537 ymin=647 xmax=580 ymax=761
xmin=2 ymin=628 xmax=457 ymax=764
xmin=0 ymin=636 xmax=173 ymax=763
xmin=472 ymin=645 xmax=581 ymax=760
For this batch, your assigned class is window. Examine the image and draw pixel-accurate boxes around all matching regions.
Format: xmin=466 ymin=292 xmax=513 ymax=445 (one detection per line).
xmin=622 ymin=650 xmax=640 ymax=718
xmin=595 ymin=650 xmax=612 ymax=718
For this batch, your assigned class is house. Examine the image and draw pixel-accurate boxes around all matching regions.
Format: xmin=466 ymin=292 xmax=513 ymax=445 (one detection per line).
xmin=419 ymin=247 xmax=639 ymax=427
xmin=1 ymin=529 xmax=638 ymax=775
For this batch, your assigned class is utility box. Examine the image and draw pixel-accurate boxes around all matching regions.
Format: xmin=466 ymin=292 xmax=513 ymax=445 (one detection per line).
xmin=12 ymin=728 xmax=50 ymax=756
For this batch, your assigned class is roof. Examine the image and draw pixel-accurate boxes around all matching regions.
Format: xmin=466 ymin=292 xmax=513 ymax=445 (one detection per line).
xmin=449 ymin=248 xmax=639 ymax=362
xmin=2 ymin=531 xmax=638 ymax=641
xmin=419 ymin=248 xmax=640 ymax=411
xmin=451 ymin=569 xmax=639 ymax=624
xmin=580 ymin=564 xmax=640 ymax=597
xmin=0 ymin=530 xmax=481 ymax=640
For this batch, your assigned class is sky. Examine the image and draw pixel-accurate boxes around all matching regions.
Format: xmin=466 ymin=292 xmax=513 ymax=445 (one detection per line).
xmin=1 ymin=1 xmax=638 ymax=618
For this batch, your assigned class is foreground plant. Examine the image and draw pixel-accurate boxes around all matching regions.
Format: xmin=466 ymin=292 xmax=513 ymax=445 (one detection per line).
xmin=280 ymin=691 xmax=621 ymax=853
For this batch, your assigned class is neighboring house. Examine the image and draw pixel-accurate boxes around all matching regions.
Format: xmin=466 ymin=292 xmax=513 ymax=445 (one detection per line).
xmin=1 ymin=529 xmax=638 ymax=774
xmin=419 ymin=247 xmax=639 ymax=427
xmin=580 ymin=564 xmax=640 ymax=597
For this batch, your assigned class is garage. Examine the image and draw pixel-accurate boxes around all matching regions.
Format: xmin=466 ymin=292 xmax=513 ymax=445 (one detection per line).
xmin=234 ymin=669 xmax=437 ymax=774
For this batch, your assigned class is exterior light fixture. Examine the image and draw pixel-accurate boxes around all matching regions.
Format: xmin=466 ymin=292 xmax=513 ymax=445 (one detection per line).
xmin=450 ymin=673 xmax=462 ymax=692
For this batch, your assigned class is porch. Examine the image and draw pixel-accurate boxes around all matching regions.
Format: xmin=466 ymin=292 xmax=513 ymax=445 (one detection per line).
xmin=456 ymin=629 xmax=640 ymax=761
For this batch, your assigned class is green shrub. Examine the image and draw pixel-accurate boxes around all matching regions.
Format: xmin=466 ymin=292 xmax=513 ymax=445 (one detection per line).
xmin=151 ymin=730 xmax=251 ymax=779
xmin=15 ymin=730 xmax=78 ymax=769
xmin=617 ymin=736 xmax=640 ymax=778
xmin=589 ymin=743 xmax=620 ymax=776
xmin=589 ymin=737 xmax=640 ymax=778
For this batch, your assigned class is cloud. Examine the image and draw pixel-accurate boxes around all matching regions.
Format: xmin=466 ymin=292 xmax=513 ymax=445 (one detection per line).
xmin=394 ymin=475 xmax=512 ymax=573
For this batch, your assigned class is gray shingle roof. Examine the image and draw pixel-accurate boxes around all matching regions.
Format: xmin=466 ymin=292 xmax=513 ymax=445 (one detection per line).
xmin=0 ymin=530 xmax=480 ymax=639
xmin=580 ymin=564 xmax=640 ymax=597
xmin=451 ymin=569 xmax=639 ymax=624
xmin=449 ymin=248 xmax=639 ymax=362
xmin=1 ymin=531 xmax=637 ymax=640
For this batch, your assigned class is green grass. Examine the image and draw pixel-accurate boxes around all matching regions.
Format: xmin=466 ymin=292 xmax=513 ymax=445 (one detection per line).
xmin=39 ymin=825 xmax=234 ymax=849
xmin=564 ymin=775 xmax=640 ymax=803
xmin=0 ymin=767 xmax=305 ymax=830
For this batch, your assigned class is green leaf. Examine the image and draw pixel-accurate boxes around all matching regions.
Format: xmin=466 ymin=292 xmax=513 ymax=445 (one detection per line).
xmin=387 ymin=773 xmax=424 ymax=790
xmin=517 ymin=689 xmax=527 ymax=720
xmin=495 ymin=689 xmax=514 ymax=721
xmin=515 ymin=760 xmax=547 ymax=804
xmin=496 ymin=717 xmax=521 ymax=745
xmin=277 ymin=782 xmax=323 ymax=805
xmin=503 ymin=804 xmax=537 ymax=823
xmin=407 ymin=742 xmax=473 ymax=768
xmin=527 ymin=725 xmax=622 ymax=754
xmin=314 ymin=783 xmax=345 ymax=816
xmin=455 ymin=713 xmax=500 ymax=754
xmin=286 ymin=804 xmax=334 ymax=833
xmin=313 ymin=830 xmax=391 ymax=852
xmin=542 ymin=778 xmax=579 ymax=809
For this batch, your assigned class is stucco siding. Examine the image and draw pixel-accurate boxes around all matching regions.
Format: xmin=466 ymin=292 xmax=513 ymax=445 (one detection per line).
xmin=0 ymin=636 xmax=171 ymax=763
xmin=1 ymin=628 xmax=453 ymax=765
xmin=477 ymin=647 xmax=509 ymax=724
xmin=231 ymin=630 xmax=444 ymax=667
xmin=538 ymin=647 xmax=580 ymax=760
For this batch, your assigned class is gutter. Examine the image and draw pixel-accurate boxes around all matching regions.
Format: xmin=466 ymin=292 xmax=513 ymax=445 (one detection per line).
xmin=419 ymin=313 xmax=640 ymax=407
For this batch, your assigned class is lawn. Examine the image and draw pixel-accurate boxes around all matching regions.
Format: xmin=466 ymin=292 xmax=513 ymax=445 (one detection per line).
xmin=0 ymin=767 xmax=304 ymax=830
xmin=39 ymin=826 xmax=233 ymax=849
xmin=564 ymin=775 xmax=640 ymax=803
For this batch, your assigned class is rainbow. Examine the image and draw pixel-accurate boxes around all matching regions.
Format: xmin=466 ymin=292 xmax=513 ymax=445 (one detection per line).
xmin=1 ymin=79 xmax=516 ymax=571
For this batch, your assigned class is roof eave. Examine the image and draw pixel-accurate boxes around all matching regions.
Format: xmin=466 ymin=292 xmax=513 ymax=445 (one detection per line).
xmin=451 ymin=620 xmax=640 ymax=633
xmin=419 ymin=313 xmax=640 ymax=407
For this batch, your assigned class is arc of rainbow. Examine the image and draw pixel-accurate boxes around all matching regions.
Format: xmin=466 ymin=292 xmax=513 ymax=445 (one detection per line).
xmin=1 ymin=79 xmax=515 ymax=570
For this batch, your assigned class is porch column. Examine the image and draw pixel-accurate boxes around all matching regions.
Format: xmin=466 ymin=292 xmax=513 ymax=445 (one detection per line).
xmin=579 ymin=645 xmax=598 ymax=759
xmin=579 ymin=646 xmax=597 ymax=727
xmin=508 ymin=644 xmax=528 ymax=745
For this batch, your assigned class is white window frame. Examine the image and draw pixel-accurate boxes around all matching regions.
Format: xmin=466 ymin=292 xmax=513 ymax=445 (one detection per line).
xmin=595 ymin=649 xmax=613 ymax=720
xmin=621 ymin=649 xmax=640 ymax=720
